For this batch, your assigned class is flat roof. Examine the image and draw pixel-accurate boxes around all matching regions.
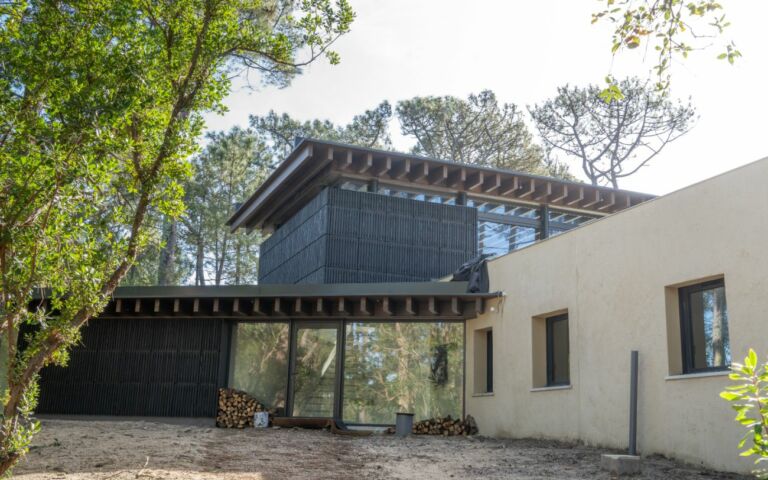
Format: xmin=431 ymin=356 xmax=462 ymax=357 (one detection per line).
xmin=228 ymin=138 xmax=656 ymax=233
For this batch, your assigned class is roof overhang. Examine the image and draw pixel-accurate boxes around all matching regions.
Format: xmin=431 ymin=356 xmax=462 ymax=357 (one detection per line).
xmin=227 ymin=138 xmax=656 ymax=234
xmin=88 ymin=282 xmax=499 ymax=320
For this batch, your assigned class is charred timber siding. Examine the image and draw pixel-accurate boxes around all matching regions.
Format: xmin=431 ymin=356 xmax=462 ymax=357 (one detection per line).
xmin=258 ymin=188 xmax=478 ymax=284
xmin=37 ymin=318 xmax=224 ymax=417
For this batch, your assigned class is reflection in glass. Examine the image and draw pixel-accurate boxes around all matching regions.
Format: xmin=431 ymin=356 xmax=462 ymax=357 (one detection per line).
xmin=229 ymin=322 xmax=290 ymax=409
xmin=343 ymin=322 xmax=463 ymax=424
xmin=687 ymin=284 xmax=730 ymax=370
xmin=478 ymin=221 xmax=539 ymax=256
xmin=292 ymin=327 xmax=338 ymax=417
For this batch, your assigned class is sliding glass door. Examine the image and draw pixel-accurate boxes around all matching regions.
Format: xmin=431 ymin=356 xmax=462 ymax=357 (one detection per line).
xmin=288 ymin=322 xmax=342 ymax=418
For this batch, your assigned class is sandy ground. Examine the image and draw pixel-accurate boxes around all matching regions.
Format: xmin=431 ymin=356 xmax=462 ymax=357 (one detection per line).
xmin=13 ymin=417 xmax=749 ymax=480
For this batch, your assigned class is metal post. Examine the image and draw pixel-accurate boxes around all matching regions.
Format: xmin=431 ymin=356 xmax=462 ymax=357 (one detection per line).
xmin=629 ymin=350 xmax=639 ymax=456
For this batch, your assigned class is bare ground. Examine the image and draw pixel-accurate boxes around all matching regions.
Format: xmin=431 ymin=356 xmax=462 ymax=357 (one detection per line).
xmin=13 ymin=418 xmax=749 ymax=479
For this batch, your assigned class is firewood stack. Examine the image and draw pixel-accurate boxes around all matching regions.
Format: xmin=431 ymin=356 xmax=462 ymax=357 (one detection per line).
xmin=412 ymin=414 xmax=479 ymax=436
xmin=216 ymin=388 xmax=270 ymax=428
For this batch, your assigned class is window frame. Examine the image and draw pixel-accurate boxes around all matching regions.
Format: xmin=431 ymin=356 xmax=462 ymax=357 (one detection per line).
xmin=545 ymin=314 xmax=570 ymax=387
xmin=486 ymin=329 xmax=493 ymax=393
xmin=678 ymin=278 xmax=730 ymax=374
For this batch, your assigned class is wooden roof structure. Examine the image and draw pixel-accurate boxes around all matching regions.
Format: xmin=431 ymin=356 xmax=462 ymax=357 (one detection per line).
xmin=87 ymin=282 xmax=498 ymax=320
xmin=228 ymin=138 xmax=656 ymax=234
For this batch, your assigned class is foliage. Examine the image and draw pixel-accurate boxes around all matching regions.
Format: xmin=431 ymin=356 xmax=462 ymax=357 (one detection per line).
xmin=529 ymin=77 xmax=696 ymax=188
xmin=721 ymin=349 xmax=768 ymax=478
xmin=593 ymin=0 xmax=739 ymax=99
xmin=396 ymin=90 xmax=569 ymax=178
xmin=0 ymin=0 xmax=353 ymax=474
xmin=250 ymin=100 xmax=392 ymax=165
xmin=183 ymin=127 xmax=269 ymax=286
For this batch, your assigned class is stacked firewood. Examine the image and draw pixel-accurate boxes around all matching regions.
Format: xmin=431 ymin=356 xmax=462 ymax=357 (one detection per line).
xmin=216 ymin=388 xmax=270 ymax=428
xmin=413 ymin=414 xmax=479 ymax=436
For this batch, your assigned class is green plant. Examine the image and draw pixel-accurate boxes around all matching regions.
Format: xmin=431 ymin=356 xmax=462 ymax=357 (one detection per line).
xmin=720 ymin=349 xmax=768 ymax=477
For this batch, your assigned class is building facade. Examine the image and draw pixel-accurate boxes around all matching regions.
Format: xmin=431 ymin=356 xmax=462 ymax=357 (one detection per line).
xmin=466 ymin=158 xmax=768 ymax=473
xmin=34 ymin=139 xmax=766 ymax=474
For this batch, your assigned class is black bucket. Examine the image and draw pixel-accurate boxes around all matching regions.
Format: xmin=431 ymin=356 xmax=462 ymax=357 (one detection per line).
xmin=395 ymin=412 xmax=414 ymax=437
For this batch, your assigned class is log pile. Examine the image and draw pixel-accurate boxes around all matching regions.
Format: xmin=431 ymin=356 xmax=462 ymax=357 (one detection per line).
xmin=216 ymin=388 xmax=271 ymax=428
xmin=412 ymin=414 xmax=479 ymax=436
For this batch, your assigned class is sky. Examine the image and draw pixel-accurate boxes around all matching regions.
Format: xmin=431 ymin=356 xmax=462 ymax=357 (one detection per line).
xmin=203 ymin=1 xmax=768 ymax=196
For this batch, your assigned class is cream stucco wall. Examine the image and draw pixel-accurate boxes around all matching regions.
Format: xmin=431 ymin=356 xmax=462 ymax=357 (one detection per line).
xmin=466 ymin=158 xmax=768 ymax=474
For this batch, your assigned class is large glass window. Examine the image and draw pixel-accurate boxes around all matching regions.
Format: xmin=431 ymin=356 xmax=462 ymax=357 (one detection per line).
xmin=467 ymin=199 xmax=540 ymax=219
xmin=378 ymin=185 xmax=455 ymax=204
xmin=342 ymin=322 xmax=463 ymax=424
xmin=546 ymin=314 xmax=570 ymax=386
xmin=229 ymin=322 xmax=290 ymax=410
xmin=478 ymin=221 xmax=539 ymax=256
xmin=548 ymin=209 xmax=597 ymax=237
xmin=680 ymin=279 xmax=730 ymax=372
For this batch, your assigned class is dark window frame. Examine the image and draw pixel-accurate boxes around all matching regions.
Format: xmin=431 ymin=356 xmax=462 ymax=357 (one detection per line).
xmin=679 ymin=278 xmax=730 ymax=374
xmin=546 ymin=314 xmax=570 ymax=387
xmin=486 ymin=329 xmax=493 ymax=393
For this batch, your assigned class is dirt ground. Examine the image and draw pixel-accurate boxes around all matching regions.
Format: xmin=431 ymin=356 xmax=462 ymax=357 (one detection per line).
xmin=14 ymin=418 xmax=749 ymax=479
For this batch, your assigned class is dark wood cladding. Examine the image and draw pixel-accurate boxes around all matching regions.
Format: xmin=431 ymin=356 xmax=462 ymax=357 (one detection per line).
xmin=259 ymin=188 xmax=477 ymax=284
xmin=37 ymin=318 xmax=225 ymax=417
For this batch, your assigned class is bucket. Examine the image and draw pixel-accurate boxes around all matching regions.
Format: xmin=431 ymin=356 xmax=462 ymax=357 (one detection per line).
xmin=395 ymin=412 xmax=414 ymax=437
xmin=254 ymin=411 xmax=269 ymax=428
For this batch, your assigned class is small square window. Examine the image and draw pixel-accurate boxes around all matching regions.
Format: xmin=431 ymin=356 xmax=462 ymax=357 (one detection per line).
xmin=546 ymin=314 xmax=570 ymax=386
xmin=679 ymin=279 xmax=730 ymax=373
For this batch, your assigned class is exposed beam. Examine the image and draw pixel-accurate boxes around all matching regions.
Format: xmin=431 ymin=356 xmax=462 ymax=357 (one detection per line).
xmin=403 ymin=297 xmax=416 ymax=316
xmin=466 ymin=172 xmax=484 ymax=191
xmin=337 ymin=150 xmax=353 ymax=170
xmin=517 ymin=179 xmax=535 ymax=199
xmin=427 ymin=165 xmax=448 ymax=185
xmin=379 ymin=297 xmax=393 ymax=316
xmin=426 ymin=297 xmax=438 ymax=315
xmin=450 ymin=297 xmax=461 ymax=316
xmin=232 ymin=298 xmax=245 ymax=316
xmin=337 ymin=297 xmax=350 ymax=315
xmin=115 ymin=299 xmax=122 ymax=314
xmin=357 ymin=153 xmax=373 ymax=174
xmin=173 ymin=298 xmax=180 ymax=314
xmin=273 ymin=298 xmax=286 ymax=316
xmin=499 ymin=176 xmax=519 ymax=196
xmin=252 ymin=298 xmax=266 ymax=316
xmin=447 ymin=168 xmax=466 ymax=189
xmin=565 ymin=186 xmax=584 ymax=206
xmin=483 ymin=173 xmax=501 ymax=193
xmin=193 ymin=298 xmax=200 ymax=314
xmin=408 ymin=162 xmax=429 ymax=182
xmin=550 ymin=185 xmax=568 ymax=204
xmin=212 ymin=298 xmax=220 ymax=314
xmin=358 ymin=297 xmax=372 ymax=316
xmin=598 ymin=191 xmax=616 ymax=211
xmin=533 ymin=181 xmax=552 ymax=202
xmin=315 ymin=298 xmax=328 ymax=316
xmin=372 ymin=156 xmax=392 ymax=177
xmin=582 ymin=190 xmax=601 ymax=208
xmin=391 ymin=158 xmax=410 ymax=180
xmin=154 ymin=299 xmax=161 ymax=313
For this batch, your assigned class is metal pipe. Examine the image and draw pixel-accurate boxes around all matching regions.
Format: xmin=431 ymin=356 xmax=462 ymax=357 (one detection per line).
xmin=629 ymin=350 xmax=639 ymax=456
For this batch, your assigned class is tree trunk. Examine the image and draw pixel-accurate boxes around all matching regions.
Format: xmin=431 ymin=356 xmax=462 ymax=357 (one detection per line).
xmin=195 ymin=238 xmax=206 ymax=286
xmin=157 ymin=218 xmax=178 ymax=285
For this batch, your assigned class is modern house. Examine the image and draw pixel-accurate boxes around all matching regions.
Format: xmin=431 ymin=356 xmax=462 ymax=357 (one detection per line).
xmin=35 ymin=138 xmax=767 ymax=474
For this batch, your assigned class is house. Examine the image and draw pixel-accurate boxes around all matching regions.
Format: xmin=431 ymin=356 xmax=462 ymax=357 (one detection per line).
xmin=35 ymin=138 xmax=766 ymax=473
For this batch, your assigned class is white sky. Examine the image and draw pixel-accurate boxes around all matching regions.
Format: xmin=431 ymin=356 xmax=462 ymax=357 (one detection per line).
xmin=203 ymin=0 xmax=768 ymax=195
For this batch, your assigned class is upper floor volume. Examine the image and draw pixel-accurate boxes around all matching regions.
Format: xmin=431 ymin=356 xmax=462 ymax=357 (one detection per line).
xmin=228 ymin=139 xmax=655 ymax=285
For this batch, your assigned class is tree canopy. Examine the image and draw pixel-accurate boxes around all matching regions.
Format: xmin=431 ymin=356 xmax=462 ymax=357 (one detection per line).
xmin=0 ymin=0 xmax=353 ymax=473
xmin=530 ymin=77 xmax=696 ymax=188
xmin=396 ymin=90 xmax=568 ymax=177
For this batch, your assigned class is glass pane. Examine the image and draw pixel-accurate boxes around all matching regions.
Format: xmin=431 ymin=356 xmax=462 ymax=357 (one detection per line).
xmin=229 ymin=322 xmax=289 ymax=410
xmin=687 ymin=285 xmax=730 ymax=369
xmin=338 ymin=180 xmax=368 ymax=191
xmin=548 ymin=317 xmax=569 ymax=385
xmin=292 ymin=327 xmax=338 ymax=417
xmin=378 ymin=185 xmax=452 ymax=204
xmin=548 ymin=209 xmax=596 ymax=226
xmin=467 ymin=199 xmax=541 ymax=219
xmin=478 ymin=220 xmax=539 ymax=256
xmin=343 ymin=322 xmax=463 ymax=424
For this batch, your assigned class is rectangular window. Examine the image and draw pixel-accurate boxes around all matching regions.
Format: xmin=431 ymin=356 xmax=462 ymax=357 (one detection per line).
xmin=546 ymin=314 xmax=570 ymax=386
xmin=229 ymin=322 xmax=290 ymax=410
xmin=473 ymin=327 xmax=493 ymax=394
xmin=343 ymin=322 xmax=463 ymax=424
xmin=486 ymin=330 xmax=493 ymax=393
xmin=679 ymin=279 xmax=730 ymax=373
xmin=478 ymin=221 xmax=539 ymax=256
